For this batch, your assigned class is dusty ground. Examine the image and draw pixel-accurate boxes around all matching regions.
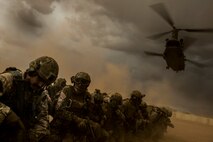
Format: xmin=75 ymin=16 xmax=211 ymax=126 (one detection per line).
xmin=159 ymin=118 xmax=213 ymax=142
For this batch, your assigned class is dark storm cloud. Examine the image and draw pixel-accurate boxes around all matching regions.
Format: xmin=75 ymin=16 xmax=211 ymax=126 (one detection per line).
xmin=3 ymin=0 xmax=46 ymax=36
xmin=24 ymin=0 xmax=58 ymax=14
xmin=0 ymin=0 xmax=213 ymax=116
xmin=93 ymin=0 xmax=213 ymax=116
xmin=0 ymin=0 xmax=138 ymax=95
xmin=17 ymin=8 xmax=42 ymax=28
xmin=7 ymin=0 xmax=60 ymax=35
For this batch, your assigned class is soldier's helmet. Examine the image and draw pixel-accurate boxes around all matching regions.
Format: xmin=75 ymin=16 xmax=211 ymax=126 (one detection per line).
xmin=93 ymin=90 xmax=104 ymax=104
xmin=109 ymin=93 xmax=123 ymax=107
xmin=71 ymin=72 xmax=91 ymax=86
xmin=71 ymin=72 xmax=91 ymax=94
xmin=28 ymin=56 xmax=59 ymax=85
xmin=161 ymin=107 xmax=172 ymax=117
xmin=130 ymin=90 xmax=145 ymax=105
xmin=55 ymin=78 xmax=66 ymax=87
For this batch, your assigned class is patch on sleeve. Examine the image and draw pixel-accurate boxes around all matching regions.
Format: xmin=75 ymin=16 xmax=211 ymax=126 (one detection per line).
xmin=55 ymin=91 xmax=67 ymax=110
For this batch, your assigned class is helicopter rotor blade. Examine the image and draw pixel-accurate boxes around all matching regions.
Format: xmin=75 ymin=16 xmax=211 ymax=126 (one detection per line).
xmin=182 ymin=37 xmax=197 ymax=51
xmin=147 ymin=31 xmax=172 ymax=39
xmin=181 ymin=28 xmax=213 ymax=33
xmin=185 ymin=59 xmax=206 ymax=68
xmin=150 ymin=3 xmax=174 ymax=28
xmin=144 ymin=51 xmax=164 ymax=57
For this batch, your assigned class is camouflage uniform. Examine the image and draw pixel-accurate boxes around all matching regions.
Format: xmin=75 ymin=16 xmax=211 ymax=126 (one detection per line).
xmin=51 ymin=72 xmax=108 ymax=142
xmin=122 ymin=90 xmax=147 ymax=133
xmin=47 ymin=78 xmax=66 ymax=100
xmin=0 ymin=56 xmax=59 ymax=142
xmin=0 ymin=102 xmax=25 ymax=142
xmin=50 ymin=93 xmax=90 ymax=141
xmin=103 ymin=93 xmax=126 ymax=142
xmin=145 ymin=106 xmax=174 ymax=140
xmin=89 ymin=89 xmax=106 ymax=125
xmin=119 ymin=91 xmax=149 ymax=142
xmin=47 ymin=78 xmax=67 ymax=115
xmin=160 ymin=107 xmax=174 ymax=129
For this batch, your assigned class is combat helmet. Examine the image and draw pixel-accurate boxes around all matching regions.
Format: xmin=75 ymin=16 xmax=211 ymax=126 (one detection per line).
xmin=71 ymin=72 xmax=91 ymax=86
xmin=110 ymin=93 xmax=123 ymax=107
xmin=131 ymin=90 xmax=145 ymax=99
xmin=28 ymin=56 xmax=59 ymax=85
xmin=130 ymin=90 xmax=145 ymax=105
xmin=93 ymin=89 xmax=104 ymax=104
xmin=161 ymin=107 xmax=172 ymax=117
xmin=55 ymin=78 xmax=66 ymax=87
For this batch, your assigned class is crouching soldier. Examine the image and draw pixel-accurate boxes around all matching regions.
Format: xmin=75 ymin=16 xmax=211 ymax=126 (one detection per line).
xmin=0 ymin=102 xmax=25 ymax=142
xmin=50 ymin=72 xmax=109 ymax=142
xmin=103 ymin=93 xmax=126 ymax=142
xmin=0 ymin=56 xmax=59 ymax=142
xmin=146 ymin=106 xmax=174 ymax=140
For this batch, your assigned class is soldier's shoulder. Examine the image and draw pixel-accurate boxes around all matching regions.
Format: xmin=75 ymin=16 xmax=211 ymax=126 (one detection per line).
xmin=122 ymin=98 xmax=130 ymax=106
xmin=36 ymin=90 xmax=49 ymax=105
xmin=2 ymin=67 xmax=23 ymax=80
xmin=0 ymin=72 xmax=20 ymax=94
xmin=85 ymin=91 xmax=92 ymax=97
xmin=62 ymin=85 xmax=73 ymax=94
xmin=63 ymin=85 xmax=72 ymax=89
xmin=140 ymin=101 xmax=147 ymax=108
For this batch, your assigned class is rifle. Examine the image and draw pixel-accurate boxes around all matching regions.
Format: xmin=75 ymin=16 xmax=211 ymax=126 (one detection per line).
xmin=86 ymin=119 xmax=96 ymax=140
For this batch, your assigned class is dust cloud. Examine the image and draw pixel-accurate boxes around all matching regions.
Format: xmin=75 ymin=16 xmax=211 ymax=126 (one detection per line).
xmin=0 ymin=0 xmax=212 ymax=116
xmin=160 ymin=118 xmax=213 ymax=142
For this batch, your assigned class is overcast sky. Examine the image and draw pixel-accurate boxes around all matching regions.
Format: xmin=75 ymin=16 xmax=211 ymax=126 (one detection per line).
xmin=0 ymin=0 xmax=213 ymax=116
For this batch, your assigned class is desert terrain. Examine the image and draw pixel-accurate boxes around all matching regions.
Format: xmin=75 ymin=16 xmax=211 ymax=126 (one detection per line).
xmin=160 ymin=118 xmax=213 ymax=142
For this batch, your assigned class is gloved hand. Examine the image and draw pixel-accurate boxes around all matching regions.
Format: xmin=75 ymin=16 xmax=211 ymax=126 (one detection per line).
xmin=28 ymin=132 xmax=38 ymax=142
xmin=78 ymin=118 xmax=88 ymax=130
xmin=0 ymin=102 xmax=11 ymax=124
xmin=28 ymin=130 xmax=46 ymax=142
xmin=115 ymin=109 xmax=125 ymax=120
xmin=136 ymin=119 xmax=150 ymax=128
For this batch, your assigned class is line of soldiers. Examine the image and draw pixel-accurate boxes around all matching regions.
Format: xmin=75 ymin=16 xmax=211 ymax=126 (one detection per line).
xmin=0 ymin=56 xmax=174 ymax=142
xmin=47 ymin=73 xmax=174 ymax=142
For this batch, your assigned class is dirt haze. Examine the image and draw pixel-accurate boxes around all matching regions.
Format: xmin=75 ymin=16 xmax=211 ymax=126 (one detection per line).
xmin=159 ymin=118 xmax=213 ymax=142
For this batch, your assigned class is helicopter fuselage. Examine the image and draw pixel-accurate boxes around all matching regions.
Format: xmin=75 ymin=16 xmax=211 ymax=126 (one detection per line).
xmin=146 ymin=3 xmax=212 ymax=71
xmin=163 ymin=39 xmax=185 ymax=71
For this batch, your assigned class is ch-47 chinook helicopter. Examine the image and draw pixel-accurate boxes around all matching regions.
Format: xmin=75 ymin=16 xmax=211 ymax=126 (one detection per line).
xmin=145 ymin=3 xmax=213 ymax=72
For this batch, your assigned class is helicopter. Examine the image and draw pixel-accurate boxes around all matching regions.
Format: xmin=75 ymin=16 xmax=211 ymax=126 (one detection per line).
xmin=145 ymin=3 xmax=213 ymax=72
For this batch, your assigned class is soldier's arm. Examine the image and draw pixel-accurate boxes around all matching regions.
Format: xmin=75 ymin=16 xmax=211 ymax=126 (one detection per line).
xmin=55 ymin=109 xmax=80 ymax=123
xmin=116 ymin=108 xmax=126 ymax=121
xmin=0 ymin=68 xmax=22 ymax=96
xmin=29 ymin=92 xmax=49 ymax=141
xmin=0 ymin=102 xmax=12 ymax=124
xmin=55 ymin=87 xmax=69 ymax=110
xmin=0 ymin=73 xmax=14 ymax=96
xmin=0 ymin=102 xmax=26 ymax=141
